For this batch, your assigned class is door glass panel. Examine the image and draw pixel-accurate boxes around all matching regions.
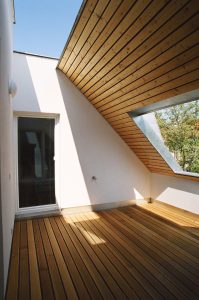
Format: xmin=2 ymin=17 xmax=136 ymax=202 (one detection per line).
xmin=18 ymin=117 xmax=55 ymax=207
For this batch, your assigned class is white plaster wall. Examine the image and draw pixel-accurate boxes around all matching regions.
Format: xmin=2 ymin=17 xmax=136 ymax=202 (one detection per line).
xmin=151 ymin=174 xmax=199 ymax=214
xmin=0 ymin=0 xmax=15 ymax=295
xmin=13 ymin=52 xmax=150 ymax=209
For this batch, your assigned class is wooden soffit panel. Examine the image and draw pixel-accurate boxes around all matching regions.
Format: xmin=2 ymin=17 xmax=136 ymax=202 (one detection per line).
xmin=58 ymin=0 xmax=199 ymax=180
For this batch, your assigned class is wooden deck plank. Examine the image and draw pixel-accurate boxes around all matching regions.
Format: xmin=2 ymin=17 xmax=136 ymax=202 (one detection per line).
xmin=90 ymin=212 xmax=176 ymax=299
xmin=44 ymin=218 xmax=78 ymax=300
xmin=120 ymin=207 xmax=199 ymax=269
xmin=6 ymin=205 xmax=199 ymax=299
xmin=66 ymin=215 xmax=120 ymax=299
xmin=72 ymin=214 xmax=139 ymax=299
xmin=130 ymin=206 xmax=199 ymax=255
xmin=38 ymin=219 xmax=66 ymax=300
xmin=79 ymin=213 xmax=161 ymax=299
xmin=150 ymin=202 xmax=199 ymax=227
xmin=27 ymin=220 xmax=42 ymax=300
xmin=118 ymin=208 xmax=199 ymax=273
xmin=54 ymin=216 xmax=102 ymax=300
xmin=109 ymin=209 xmax=199 ymax=296
xmin=6 ymin=221 xmax=20 ymax=300
xmin=137 ymin=204 xmax=199 ymax=241
xmin=32 ymin=219 xmax=54 ymax=300
xmin=154 ymin=201 xmax=199 ymax=222
xmin=60 ymin=215 xmax=113 ymax=299
xmin=18 ymin=220 xmax=30 ymax=300
xmin=49 ymin=217 xmax=91 ymax=300
xmin=100 ymin=210 xmax=198 ymax=298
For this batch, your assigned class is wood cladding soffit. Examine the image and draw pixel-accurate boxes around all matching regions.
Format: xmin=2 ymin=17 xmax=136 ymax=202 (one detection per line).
xmin=58 ymin=0 xmax=199 ymax=181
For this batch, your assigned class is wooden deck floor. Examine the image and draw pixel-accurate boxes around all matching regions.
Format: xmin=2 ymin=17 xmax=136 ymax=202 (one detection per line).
xmin=6 ymin=204 xmax=199 ymax=299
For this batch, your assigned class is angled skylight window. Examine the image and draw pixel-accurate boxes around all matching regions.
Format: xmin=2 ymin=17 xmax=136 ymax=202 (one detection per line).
xmin=129 ymin=91 xmax=199 ymax=178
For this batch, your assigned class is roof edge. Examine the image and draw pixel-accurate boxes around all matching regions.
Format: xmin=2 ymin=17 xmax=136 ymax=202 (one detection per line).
xmin=57 ymin=0 xmax=87 ymax=67
xmin=13 ymin=50 xmax=59 ymax=60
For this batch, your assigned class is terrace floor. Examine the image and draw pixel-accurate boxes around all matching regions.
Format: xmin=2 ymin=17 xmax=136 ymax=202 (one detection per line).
xmin=6 ymin=203 xmax=199 ymax=299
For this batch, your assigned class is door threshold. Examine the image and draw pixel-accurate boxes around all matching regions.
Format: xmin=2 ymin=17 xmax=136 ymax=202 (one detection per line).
xmin=15 ymin=204 xmax=61 ymax=219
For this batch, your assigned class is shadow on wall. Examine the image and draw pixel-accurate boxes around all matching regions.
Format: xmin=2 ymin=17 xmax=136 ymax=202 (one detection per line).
xmin=57 ymin=70 xmax=150 ymax=206
xmin=151 ymin=174 xmax=199 ymax=214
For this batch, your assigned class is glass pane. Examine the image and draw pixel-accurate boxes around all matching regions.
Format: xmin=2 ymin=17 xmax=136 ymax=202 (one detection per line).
xmin=155 ymin=100 xmax=199 ymax=174
xmin=131 ymin=99 xmax=199 ymax=177
xmin=18 ymin=117 xmax=55 ymax=207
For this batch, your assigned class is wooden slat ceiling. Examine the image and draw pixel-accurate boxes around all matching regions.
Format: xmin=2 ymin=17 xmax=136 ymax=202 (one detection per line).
xmin=58 ymin=0 xmax=199 ymax=180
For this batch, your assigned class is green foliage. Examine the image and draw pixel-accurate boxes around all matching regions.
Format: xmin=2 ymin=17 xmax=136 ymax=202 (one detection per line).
xmin=155 ymin=100 xmax=199 ymax=173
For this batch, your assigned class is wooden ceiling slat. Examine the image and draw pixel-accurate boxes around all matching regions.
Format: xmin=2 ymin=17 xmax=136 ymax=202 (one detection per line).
xmin=98 ymin=56 xmax=199 ymax=112
xmin=58 ymin=0 xmax=199 ymax=180
xmin=133 ymin=152 xmax=164 ymax=157
xmin=84 ymin=0 xmax=190 ymax=98
xmin=98 ymin=54 xmax=199 ymax=110
xmin=113 ymin=122 xmax=137 ymax=129
xmin=77 ymin=0 xmax=172 ymax=90
xmin=150 ymin=169 xmax=173 ymax=174
xmin=78 ymin=0 xmax=176 ymax=92
xmin=143 ymin=161 xmax=171 ymax=166
xmin=133 ymin=152 xmax=167 ymax=158
xmin=114 ymin=124 xmax=138 ymax=131
xmin=62 ymin=0 xmax=110 ymax=73
xmin=72 ymin=0 xmax=152 ymax=85
xmin=127 ymin=145 xmax=156 ymax=149
xmin=138 ymin=158 xmax=168 ymax=162
xmin=142 ymin=166 xmax=172 ymax=173
xmin=65 ymin=0 xmax=124 ymax=78
xmin=124 ymin=140 xmax=153 ymax=145
xmin=115 ymin=128 xmax=139 ymax=134
xmin=123 ymin=137 xmax=152 ymax=143
xmin=119 ymin=134 xmax=147 ymax=139
xmin=66 ymin=0 xmax=135 ymax=79
xmin=137 ymin=154 xmax=165 ymax=158
xmin=146 ymin=165 xmax=172 ymax=171
xmin=108 ymin=115 xmax=135 ymax=126
xmin=148 ymin=164 xmax=173 ymax=170
xmin=93 ymin=43 xmax=199 ymax=107
xmin=87 ymin=12 xmax=199 ymax=102
xmin=145 ymin=159 xmax=168 ymax=165
xmin=102 ymin=66 xmax=199 ymax=117
xmin=58 ymin=0 xmax=99 ymax=69
xmin=113 ymin=126 xmax=141 ymax=136
xmin=105 ymin=78 xmax=199 ymax=122
xmin=117 ymin=130 xmax=142 ymax=136
xmin=106 ymin=113 xmax=129 ymax=123
xmin=105 ymin=80 xmax=199 ymax=124
xmin=143 ymin=163 xmax=170 ymax=168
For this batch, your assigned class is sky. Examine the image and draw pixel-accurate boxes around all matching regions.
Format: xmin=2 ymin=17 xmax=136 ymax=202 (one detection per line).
xmin=14 ymin=0 xmax=83 ymax=58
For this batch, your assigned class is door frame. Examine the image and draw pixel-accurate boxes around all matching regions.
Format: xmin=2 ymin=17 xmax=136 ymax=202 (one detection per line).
xmin=14 ymin=112 xmax=60 ymax=217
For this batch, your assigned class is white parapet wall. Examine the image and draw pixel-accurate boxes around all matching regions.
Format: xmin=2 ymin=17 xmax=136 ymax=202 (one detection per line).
xmin=12 ymin=52 xmax=151 ymax=211
xmin=151 ymin=173 xmax=199 ymax=214
xmin=0 ymin=0 xmax=15 ymax=295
